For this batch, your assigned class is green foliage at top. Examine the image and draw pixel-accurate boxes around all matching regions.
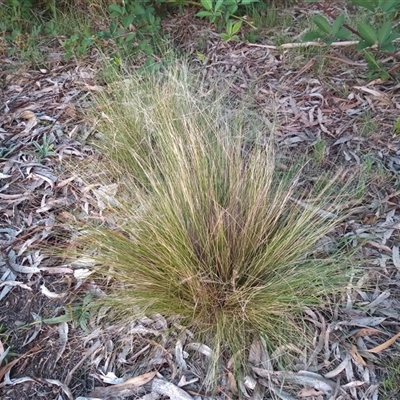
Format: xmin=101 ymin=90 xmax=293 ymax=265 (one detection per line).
xmin=304 ymin=0 xmax=400 ymax=80
xmin=0 ymin=0 xmax=268 ymax=61
xmin=79 ymin=64 xmax=361 ymax=386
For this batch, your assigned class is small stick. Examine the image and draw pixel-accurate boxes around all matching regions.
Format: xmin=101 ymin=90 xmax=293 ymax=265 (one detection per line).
xmin=246 ymin=40 xmax=359 ymax=50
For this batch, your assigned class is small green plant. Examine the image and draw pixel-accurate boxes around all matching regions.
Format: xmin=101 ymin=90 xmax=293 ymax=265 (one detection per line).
xmin=358 ymin=110 xmax=378 ymax=136
xmin=78 ymin=64 xmax=360 ymax=388
xmin=312 ymin=139 xmax=327 ymax=164
xmin=0 ymin=324 xmax=18 ymax=365
xmin=196 ymin=0 xmax=258 ymax=39
xmin=304 ymin=0 xmax=400 ymax=80
xmin=220 ymin=19 xmax=242 ymax=41
xmin=393 ymin=117 xmax=400 ymax=135
xmin=3 ymin=0 xmax=34 ymax=22
xmin=31 ymin=133 xmax=55 ymax=162
xmin=303 ymin=14 xmax=351 ymax=44
xmin=26 ymin=294 xmax=93 ymax=332
xmin=97 ymin=1 xmax=161 ymax=58
xmin=61 ymin=29 xmax=95 ymax=60
xmin=351 ymin=0 xmax=400 ymax=14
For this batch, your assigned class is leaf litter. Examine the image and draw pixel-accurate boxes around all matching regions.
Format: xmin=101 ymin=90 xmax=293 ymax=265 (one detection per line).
xmin=1 ymin=3 xmax=400 ymax=399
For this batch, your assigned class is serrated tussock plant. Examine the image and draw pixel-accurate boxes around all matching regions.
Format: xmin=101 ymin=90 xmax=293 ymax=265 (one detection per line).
xmin=82 ymin=64 xmax=358 ymax=386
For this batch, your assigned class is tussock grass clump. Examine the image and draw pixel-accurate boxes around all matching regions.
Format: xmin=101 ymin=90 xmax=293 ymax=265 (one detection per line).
xmin=84 ymin=64 xmax=357 ymax=383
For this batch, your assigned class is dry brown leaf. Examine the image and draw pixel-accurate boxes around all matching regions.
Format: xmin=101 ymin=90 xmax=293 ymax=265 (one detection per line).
xmin=297 ymin=387 xmax=324 ymax=397
xmin=354 ymin=328 xmax=384 ymax=338
xmin=90 ymin=371 xmax=157 ymax=398
xmin=19 ymin=110 xmax=36 ymax=120
xmin=63 ymin=104 xmax=77 ymax=118
xmin=366 ymin=332 xmax=400 ymax=353
xmin=349 ymin=344 xmax=367 ymax=366
xmin=227 ymin=371 xmax=238 ymax=395
xmin=115 ymin=371 xmax=157 ymax=387
xmin=249 ymin=338 xmax=263 ymax=365
xmin=82 ymin=84 xmax=104 ymax=92
xmin=366 ymin=241 xmax=392 ymax=253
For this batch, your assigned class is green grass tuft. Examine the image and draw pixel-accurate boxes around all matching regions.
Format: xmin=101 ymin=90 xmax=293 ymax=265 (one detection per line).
xmin=81 ymin=63 xmax=359 ymax=387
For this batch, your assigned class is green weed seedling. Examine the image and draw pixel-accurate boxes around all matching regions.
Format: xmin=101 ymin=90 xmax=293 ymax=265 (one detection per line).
xmin=31 ymin=133 xmax=55 ymax=162
xmin=24 ymin=294 xmax=94 ymax=332
xmin=358 ymin=110 xmax=378 ymax=136
xmin=393 ymin=118 xmax=400 ymax=136
xmin=0 ymin=324 xmax=18 ymax=365
xmin=196 ymin=0 xmax=258 ymax=39
xmin=312 ymin=139 xmax=327 ymax=164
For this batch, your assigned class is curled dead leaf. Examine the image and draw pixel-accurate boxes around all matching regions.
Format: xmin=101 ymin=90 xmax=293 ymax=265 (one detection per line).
xmin=227 ymin=370 xmax=238 ymax=395
xmin=90 ymin=371 xmax=157 ymax=399
xmin=349 ymin=344 xmax=367 ymax=366
xmin=354 ymin=328 xmax=384 ymax=338
xmin=366 ymin=332 xmax=400 ymax=353
xmin=20 ymin=110 xmax=36 ymax=120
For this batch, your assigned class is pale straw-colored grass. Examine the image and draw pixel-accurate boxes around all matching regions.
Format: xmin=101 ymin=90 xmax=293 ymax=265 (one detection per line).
xmin=82 ymin=64 xmax=358 ymax=386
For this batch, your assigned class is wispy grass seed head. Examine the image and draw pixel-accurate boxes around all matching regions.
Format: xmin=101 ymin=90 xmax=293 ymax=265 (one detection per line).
xmin=83 ymin=64 xmax=358 ymax=384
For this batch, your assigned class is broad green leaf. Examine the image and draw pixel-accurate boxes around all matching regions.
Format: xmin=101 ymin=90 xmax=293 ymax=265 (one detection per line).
xmin=196 ymin=10 xmax=214 ymax=17
xmin=220 ymin=33 xmax=231 ymax=41
xmin=379 ymin=71 xmax=390 ymax=81
xmin=109 ymin=20 xmax=118 ymax=34
xmin=108 ymin=3 xmax=123 ymax=15
xmin=357 ymin=40 xmax=371 ymax=51
xmin=386 ymin=31 xmax=400 ymax=43
xmin=228 ymin=5 xmax=238 ymax=13
xmin=303 ymin=31 xmax=323 ymax=42
xmin=241 ymin=0 xmax=259 ymax=4
xmin=313 ymin=15 xmax=332 ymax=34
xmin=357 ymin=22 xmax=377 ymax=45
xmin=377 ymin=21 xmax=392 ymax=45
xmin=215 ymin=0 xmax=224 ymax=12
xmin=336 ymin=28 xmax=352 ymax=39
xmin=351 ymin=0 xmax=376 ymax=12
xmin=225 ymin=20 xmax=233 ymax=35
xmin=381 ymin=43 xmax=395 ymax=52
xmin=232 ymin=20 xmax=242 ymax=34
xmin=148 ymin=13 xmax=156 ymax=25
xmin=201 ymin=0 xmax=213 ymax=10
xmin=122 ymin=15 xmax=135 ymax=28
xmin=133 ymin=4 xmax=146 ymax=15
xmin=125 ymin=32 xmax=136 ymax=42
xmin=364 ymin=51 xmax=378 ymax=67
xmin=115 ymin=28 xmax=126 ymax=37
xmin=331 ymin=14 xmax=345 ymax=36
xmin=379 ymin=0 xmax=399 ymax=12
